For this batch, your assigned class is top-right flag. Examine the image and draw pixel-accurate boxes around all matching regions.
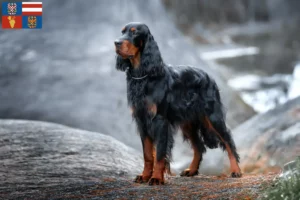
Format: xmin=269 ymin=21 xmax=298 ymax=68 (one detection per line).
xmin=22 ymin=2 xmax=42 ymax=16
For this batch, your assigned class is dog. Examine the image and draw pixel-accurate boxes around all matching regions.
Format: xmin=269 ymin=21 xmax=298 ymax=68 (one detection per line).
xmin=114 ymin=22 xmax=242 ymax=185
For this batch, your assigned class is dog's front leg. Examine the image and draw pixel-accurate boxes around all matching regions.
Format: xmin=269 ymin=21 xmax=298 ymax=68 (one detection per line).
xmin=148 ymin=115 xmax=174 ymax=185
xmin=134 ymin=136 xmax=154 ymax=183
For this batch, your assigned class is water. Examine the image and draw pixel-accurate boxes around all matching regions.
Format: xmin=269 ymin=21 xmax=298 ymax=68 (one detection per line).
xmin=228 ymin=70 xmax=298 ymax=113
xmin=216 ymin=23 xmax=300 ymax=112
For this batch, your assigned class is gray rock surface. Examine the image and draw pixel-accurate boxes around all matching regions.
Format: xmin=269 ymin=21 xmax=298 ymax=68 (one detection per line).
xmin=233 ymin=96 xmax=300 ymax=173
xmin=0 ymin=0 xmax=254 ymax=152
xmin=0 ymin=119 xmax=143 ymax=197
xmin=0 ymin=119 xmax=275 ymax=199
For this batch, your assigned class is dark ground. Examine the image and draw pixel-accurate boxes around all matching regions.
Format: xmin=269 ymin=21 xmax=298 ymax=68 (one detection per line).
xmin=2 ymin=174 xmax=277 ymax=200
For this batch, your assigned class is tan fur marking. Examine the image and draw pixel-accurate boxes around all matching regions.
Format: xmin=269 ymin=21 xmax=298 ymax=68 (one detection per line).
xmin=130 ymin=106 xmax=135 ymax=116
xmin=151 ymin=158 xmax=165 ymax=182
xmin=180 ymin=123 xmax=202 ymax=175
xmin=130 ymin=52 xmax=140 ymax=69
xmin=141 ymin=137 xmax=154 ymax=181
xmin=119 ymin=40 xmax=140 ymax=68
xmin=148 ymin=103 xmax=157 ymax=116
xmin=203 ymin=117 xmax=241 ymax=174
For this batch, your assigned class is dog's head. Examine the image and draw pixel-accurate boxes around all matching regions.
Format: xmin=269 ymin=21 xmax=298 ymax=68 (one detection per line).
xmin=114 ymin=22 xmax=164 ymax=76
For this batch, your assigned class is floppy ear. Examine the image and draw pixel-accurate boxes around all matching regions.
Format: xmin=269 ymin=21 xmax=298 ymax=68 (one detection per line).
xmin=140 ymin=33 xmax=165 ymax=77
xmin=115 ymin=55 xmax=131 ymax=71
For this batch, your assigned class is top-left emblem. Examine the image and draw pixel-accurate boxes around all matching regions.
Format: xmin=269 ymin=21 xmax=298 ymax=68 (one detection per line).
xmin=7 ymin=3 xmax=17 ymax=15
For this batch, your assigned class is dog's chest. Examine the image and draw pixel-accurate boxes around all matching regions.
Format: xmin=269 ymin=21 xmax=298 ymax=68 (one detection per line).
xmin=127 ymin=79 xmax=146 ymax=102
xmin=127 ymin=79 xmax=158 ymax=117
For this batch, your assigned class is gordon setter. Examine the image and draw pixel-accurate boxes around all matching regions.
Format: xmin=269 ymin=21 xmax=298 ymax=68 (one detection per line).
xmin=114 ymin=22 xmax=242 ymax=185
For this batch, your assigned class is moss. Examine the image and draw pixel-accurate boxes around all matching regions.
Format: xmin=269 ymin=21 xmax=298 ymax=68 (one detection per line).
xmin=260 ymin=158 xmax=300 ymax=200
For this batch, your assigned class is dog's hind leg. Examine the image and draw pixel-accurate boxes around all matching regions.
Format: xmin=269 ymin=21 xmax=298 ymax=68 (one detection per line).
xmin=148 ymin=115 xmax=174 ymax=185
xmin=203 ymin=115 xmax=242 ymax=178
xmin=180 ymin=122 xmax=205 ymax=177
xmin=134 ymin=136 xmax=154 ymax=183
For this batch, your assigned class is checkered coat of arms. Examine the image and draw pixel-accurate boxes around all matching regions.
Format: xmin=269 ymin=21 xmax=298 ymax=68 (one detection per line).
xmin=7 ymin=3 xmax=17 ymax=15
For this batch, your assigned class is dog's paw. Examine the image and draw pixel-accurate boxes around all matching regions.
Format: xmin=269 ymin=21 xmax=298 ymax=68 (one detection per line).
xmin=231 ymin=171 xmax=242 ymax=178
xmin=180 ymin=169 xmax=199 ymax=177
xmin=134 ymin=175 xmax=150 ymax=183
xmin=148 ymin=177 xmax=164 ymax=185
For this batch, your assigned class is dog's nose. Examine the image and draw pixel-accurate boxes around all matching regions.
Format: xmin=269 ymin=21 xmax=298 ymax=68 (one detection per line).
xmin=114 ymin=40 xmax=122 ymax=48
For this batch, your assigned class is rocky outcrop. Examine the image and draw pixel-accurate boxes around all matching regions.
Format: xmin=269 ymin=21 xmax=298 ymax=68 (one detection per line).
xmin=233 ymin=96 xmax=300 ymax=173
xmin=0 ymin=118 xmax=276 ymax=199
xmin=0 ymin=120 xmax=283 ymax=200
xmin=0 ymin=120 xmax=143 ymax=199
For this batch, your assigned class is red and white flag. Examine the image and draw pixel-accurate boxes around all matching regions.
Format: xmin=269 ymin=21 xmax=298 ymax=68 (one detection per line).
xmin=22 ymin=2 xmax=42 ymax=16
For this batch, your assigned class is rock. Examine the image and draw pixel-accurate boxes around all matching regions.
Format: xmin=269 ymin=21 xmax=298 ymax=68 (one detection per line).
xmin=0 ymin=119 xmax=143 ymax=199
xmin=0 ymin=0 xmax=254 ymax=153
xmin=279 ymin=157 xmax=300 ymax=179
xmin=233 ymin=96 xmax=300 ymax=174
xmin=0 ymin=119 xmax=278 ymax=200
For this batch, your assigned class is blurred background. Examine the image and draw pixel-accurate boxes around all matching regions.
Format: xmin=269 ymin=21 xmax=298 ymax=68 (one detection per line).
xmin=1 ymin=0 xmax=300 ymax=175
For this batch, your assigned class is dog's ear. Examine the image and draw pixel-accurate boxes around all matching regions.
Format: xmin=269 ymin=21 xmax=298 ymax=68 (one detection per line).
xmin=140 ymin=33 xmax=164 ymax=77
xmin=115 ymin=55 xmax=131 ymax=71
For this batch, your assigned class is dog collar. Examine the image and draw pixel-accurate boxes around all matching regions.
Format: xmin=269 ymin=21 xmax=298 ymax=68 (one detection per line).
xmin=126 ymin=67 xmax=149 ymax=80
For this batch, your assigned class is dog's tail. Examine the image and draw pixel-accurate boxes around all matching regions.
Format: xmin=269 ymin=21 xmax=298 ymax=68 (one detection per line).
xmin=199 ymin=76 xmax=224 ymax=149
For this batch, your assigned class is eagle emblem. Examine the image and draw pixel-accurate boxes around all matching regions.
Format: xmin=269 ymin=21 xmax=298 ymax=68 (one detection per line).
xmin=28 ymin=16 xmax=37 ymax=28
xmin=7 ymin=3 xmax=17 ymax=15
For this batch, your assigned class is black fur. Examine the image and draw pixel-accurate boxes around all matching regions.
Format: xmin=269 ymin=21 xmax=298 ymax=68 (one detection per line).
xmin=115 ymin=22 xmax=240 ymax=169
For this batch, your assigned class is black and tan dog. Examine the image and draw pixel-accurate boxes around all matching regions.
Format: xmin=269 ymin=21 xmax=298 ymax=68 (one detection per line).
xmin=114 ymin=22 xmax=242 ymax=185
